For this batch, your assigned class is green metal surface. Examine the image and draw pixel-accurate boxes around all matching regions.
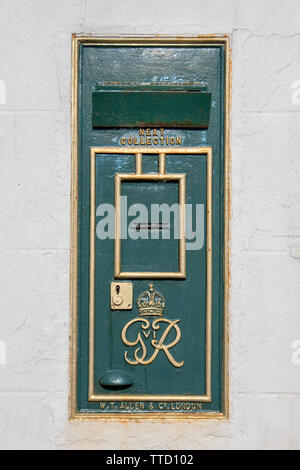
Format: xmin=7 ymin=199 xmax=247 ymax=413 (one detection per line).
xmin=92 ymin=90 xmax=212 ymax=128
xmin=76 ymin=44 xmax=226 ymax=415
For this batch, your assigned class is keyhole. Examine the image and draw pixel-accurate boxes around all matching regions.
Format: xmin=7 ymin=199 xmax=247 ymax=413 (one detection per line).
xmin=116 ymin=285 xmax=120 ymax=294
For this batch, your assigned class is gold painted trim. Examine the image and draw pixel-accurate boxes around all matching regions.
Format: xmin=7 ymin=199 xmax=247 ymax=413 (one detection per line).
xmin=69 ymin=34 xmax=230 ymax=420
xmin=223 ymin=34 xmax=232 ymax=421
xmin=89 ymin=147 xmax=212 ymax=403
xmin=70 ymin=412 xmax=227 ymax=421
xmin=159 ymin=153 xmax=166 ymax=175
xmin=135 ymin=152 xmax=143 ymax=175
xmin=72 ymin=34 xmax=229 ymax=47
xmin=69 ymin=34 xmax=79 ymax=420
xmin=114 ymin=171 xmax=186 ymax=279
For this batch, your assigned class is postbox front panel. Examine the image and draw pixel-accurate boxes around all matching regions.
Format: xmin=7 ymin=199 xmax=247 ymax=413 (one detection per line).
xmin=71 ymin=37 xmax=229 ymax=418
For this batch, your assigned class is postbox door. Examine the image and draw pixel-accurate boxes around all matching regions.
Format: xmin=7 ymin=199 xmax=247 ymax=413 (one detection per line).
xmin=72 ymin=37 xmax=229 ymax=418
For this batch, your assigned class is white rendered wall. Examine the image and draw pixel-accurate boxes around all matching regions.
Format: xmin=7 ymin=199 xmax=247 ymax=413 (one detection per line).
xmin=0 ymin=0 xmax=300 ymax=450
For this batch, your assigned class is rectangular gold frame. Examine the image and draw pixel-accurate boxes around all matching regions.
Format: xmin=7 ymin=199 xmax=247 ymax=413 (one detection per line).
xmin=89 ymin=146 xmax=212 ymax=404
xmin=115 ymin=172 xmax=186 ymax=279
xmin=70 ymin=35 xmax=231 ymax=420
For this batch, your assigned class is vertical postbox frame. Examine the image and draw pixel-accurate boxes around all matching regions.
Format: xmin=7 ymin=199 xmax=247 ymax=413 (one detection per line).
xmin=69 ymin=35 xmax=231 ymax=420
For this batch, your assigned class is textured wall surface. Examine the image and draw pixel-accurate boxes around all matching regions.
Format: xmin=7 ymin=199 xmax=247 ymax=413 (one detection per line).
xmin=1 ymin=0 xmax=300 ymax=450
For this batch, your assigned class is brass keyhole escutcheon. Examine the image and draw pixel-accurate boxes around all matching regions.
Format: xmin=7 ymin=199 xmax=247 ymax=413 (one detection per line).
xmin=112 ymin=285 xmax=123 ymax=306
xmin=110 ymin=282 xmax=133 ymax=310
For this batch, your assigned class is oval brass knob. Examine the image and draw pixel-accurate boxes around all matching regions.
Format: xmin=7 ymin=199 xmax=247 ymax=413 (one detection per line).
xmin=99 ymin=370 xmax=133 ymax=389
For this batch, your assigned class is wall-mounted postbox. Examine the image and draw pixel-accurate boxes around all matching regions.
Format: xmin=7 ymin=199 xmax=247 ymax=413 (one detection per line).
xmin=70 ymin=36 xmax=230 ymax=419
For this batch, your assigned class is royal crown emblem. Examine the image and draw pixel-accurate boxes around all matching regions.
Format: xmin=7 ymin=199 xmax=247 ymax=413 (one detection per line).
xmin=137 ymin=283 xmax=166 ymax=317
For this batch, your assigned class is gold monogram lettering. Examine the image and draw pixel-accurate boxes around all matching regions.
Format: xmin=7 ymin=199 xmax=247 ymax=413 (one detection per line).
xmin=121 ymin=317 xmax=184 ymax=368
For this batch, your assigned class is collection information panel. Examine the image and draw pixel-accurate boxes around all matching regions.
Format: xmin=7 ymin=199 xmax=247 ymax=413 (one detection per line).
xmin=70 ymin=36 xmax=230 ymax=419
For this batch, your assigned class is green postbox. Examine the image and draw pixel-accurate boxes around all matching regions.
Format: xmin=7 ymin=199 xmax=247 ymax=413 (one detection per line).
xmin=70 ymin=36 xmax=230 ymax=418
